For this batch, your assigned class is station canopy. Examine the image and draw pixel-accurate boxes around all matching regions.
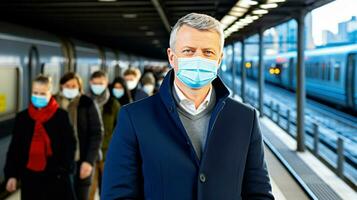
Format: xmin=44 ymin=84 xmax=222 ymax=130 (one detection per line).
xmin=0 ymin=0 xmax=333 ymax=59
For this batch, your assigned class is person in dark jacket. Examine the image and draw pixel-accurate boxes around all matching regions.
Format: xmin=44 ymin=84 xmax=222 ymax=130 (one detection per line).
xmin=111 ymin=76 xmax=132 ymax=106
xmin=55 ymin=72 xmax=103 ymax=200
xmin=124 ymin=68 xmax=148 ymax=101
xmin=5 ymin=75 xmax=76 ymax=200
xmin=87 ymin=70 xmax=120 ymax=199
xmin=102 ymin=13 xmax=274 ymax=200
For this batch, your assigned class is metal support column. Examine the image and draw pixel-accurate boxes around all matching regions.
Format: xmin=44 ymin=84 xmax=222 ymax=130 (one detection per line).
xmin=231 ymin=44 xmax=236 ymax=96
xmin=258 ymin=29 xmax=264 ymax=117
xmin=296 ymin=11 xmax=306 ymax=152
xmin=241 ymin=39 xmax=246 ymax=102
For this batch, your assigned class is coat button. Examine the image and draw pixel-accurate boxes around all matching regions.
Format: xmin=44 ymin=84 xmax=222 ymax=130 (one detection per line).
xmin=199 ymin=173 xmax=206 ymax=183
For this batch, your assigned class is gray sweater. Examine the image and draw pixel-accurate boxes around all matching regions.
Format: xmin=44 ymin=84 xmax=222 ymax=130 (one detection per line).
xmin=172 ymin=86 xmax=216 ymax=160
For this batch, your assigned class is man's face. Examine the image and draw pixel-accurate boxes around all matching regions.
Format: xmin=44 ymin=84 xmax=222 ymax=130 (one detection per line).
xmin=167 ymin=25 xmax=223 ymax=72
xmin=90 ymin=76 xmax=108 ymax=87
xmin=124 ymin=74 xmax=136 ymax=82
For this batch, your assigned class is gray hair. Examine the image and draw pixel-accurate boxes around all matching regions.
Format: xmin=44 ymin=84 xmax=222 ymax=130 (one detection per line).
xmin=169 ymin=13 xmax=224 ymax=52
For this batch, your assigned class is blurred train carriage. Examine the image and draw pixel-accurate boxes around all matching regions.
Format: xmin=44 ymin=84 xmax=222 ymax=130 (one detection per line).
xmin=234 ymin=44 xmax=357 ymax=111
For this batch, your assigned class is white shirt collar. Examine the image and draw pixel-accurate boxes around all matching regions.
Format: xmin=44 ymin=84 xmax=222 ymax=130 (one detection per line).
xmin=173 ymin=82 xmax=212 ymax=116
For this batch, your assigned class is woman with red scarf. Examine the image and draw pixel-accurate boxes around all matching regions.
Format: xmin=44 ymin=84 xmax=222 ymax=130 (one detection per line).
xmin=4 ymin=75 xmax=76 ymax=200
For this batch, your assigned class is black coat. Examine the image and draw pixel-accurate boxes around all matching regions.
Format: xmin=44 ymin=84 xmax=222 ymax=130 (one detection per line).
xmin=4 ymin=108 xmax=76 ymax=181
xmin=76 ymin=95 xmax=104 ymax=165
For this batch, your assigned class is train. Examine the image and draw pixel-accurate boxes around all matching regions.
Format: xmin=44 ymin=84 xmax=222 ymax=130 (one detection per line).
xmin=225 ymin=43 xmax=357 ymax=112
xmin=0 ymin=22 xmax=165 ymax=192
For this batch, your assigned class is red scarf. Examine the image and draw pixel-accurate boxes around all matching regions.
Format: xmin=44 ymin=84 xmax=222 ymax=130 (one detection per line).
xmin=27 ymin=97 xmax=59 ymax=171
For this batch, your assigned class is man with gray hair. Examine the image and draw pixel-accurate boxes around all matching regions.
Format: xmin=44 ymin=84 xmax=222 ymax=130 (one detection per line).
xmin=102 ymin=13 xmax=274 ymax=200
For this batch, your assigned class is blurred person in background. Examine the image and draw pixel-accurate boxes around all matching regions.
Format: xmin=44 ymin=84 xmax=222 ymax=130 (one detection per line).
xmin=141 ymin=72 xmax=156 ymax=96
xmin=87 ymin=70 xmax=120 ymax=199
xmin=55 ymin=72 xmax=103 ymax=200
xmin=111 ymin=76 xmax=132 ymax=106
xmin=5 ymin=75 xmax=76 ymax=200
xmin=123 ymin=68 xmax=148 ymax=101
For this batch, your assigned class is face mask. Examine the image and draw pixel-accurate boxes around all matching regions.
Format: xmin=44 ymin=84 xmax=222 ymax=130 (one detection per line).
xmin=91 ymin=84 xmax=106 ymax=95
xmin=63 ymin=88 xmax=79 ymax=99
xmin=176 ymin=56 xmax=219 ymax=89
xmin=143 ymin=84 xmax=155 ymax=95
xmin=127 ymin=80 xmax=138 ymax=91
xmin=31 ymin=95 xmax=49 ymax=108
xmin=112 ymin=88 xmax=124 ymax=99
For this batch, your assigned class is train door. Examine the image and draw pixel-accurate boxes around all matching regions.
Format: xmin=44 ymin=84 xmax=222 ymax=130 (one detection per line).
xmin=346 ymin=53 xmax=356 ymax=109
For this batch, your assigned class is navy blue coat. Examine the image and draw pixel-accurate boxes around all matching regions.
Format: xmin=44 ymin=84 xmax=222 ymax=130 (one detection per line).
xmin=102 ymin=70 xmax=274 ymax=200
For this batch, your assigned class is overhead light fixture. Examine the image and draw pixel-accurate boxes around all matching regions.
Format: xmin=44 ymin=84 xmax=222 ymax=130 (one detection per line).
xmin=251 ymin=15 xmax=260 ymax=20
xmin=221 ymin=15 xmax=238 ymax=25
xmin=232 ymin=6 xmax=248 ymax=13
xmin=246 ymin=0 xmax=258 ymax=5
xmin=236 ymin=0 xmax=258 ymax=8
xmin=98 ymin=0 xmax=117 ymax=2
xmin=234 ymin=21 xmax=245 ymax=27
xmin=238 ymin=19 xmax=249 ymax=26
xmin=252 ymin=9 xmax=269 ymax=15
xmin=139 ymin=26 xmax=148 ymax=30
xmin=267 ymin=0 xmax=286 ymax=3
xmin=122 ymin=13 xmax=137 ymax=18
xmin=241 ymin=18 xmax=253 ymax=24
xmin=145 ymin=31 xmax=155 ymax=36
xmin=260 ymin=3 xmax=278 ymax=9
xmin=152 ymin=39 xmax=159 ymax=44
xmin=229 ymin=11 xmax=244 ymax=17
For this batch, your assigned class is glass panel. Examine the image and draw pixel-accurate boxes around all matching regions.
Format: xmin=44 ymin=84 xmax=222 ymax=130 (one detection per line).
xmin=334 ymin=61 xmax=341 ymax=81
xmin=0 ymin=66 xmax=18 ymax=117
xmin=90 ymin=65 xmax=101 ymax=74
xmin=107 ymin=65 xmax=116 ymax=82
xmin=42 ymin=63 xmax=61 ymax=95
xmin=76 ymin=63 xmax=90 ymax=93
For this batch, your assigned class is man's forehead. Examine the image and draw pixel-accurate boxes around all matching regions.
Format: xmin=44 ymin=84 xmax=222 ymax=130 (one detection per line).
xmin=175 ymin=25 xmax=221 ymax=49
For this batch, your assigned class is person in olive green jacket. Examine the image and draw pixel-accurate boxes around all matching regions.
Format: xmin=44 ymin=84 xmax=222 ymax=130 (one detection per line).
xmin=87 ymin=70 xmax=120 ymax=199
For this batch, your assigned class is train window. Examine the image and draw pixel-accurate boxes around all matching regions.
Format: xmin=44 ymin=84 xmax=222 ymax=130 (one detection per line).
xmin=321 ymin=63 xmax=326 ymax=80
xmin=77 ymin=63 xmax=90 ymax=92
xmin=334 ymin=62 xmax=341 ymax=82
xmin=314 ymin=62 xmax=320 ymax=79
xmin=0 ymin=66 xmax=19 ymax=118
xmin=327 ymin=62 xmax=331 ymax=81
xmin=90 ymin=65 xmax=101 ymax=74
xmin=42 ymin=63 xmax=61 ymax=95
xmin=107 ymin=65 xmax=116 ymax=82
xmin=306 ymin=63 xmax=311 ymax=78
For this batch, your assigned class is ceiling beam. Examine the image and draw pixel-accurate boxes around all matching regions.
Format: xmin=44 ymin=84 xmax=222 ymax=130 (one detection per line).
xmin=0 ymin=1 xmax=151 ymax=7
xmin=151 ymin=0 xmax=171 ymax=33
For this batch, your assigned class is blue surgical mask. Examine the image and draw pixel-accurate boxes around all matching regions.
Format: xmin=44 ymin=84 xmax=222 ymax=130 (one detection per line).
xmin=176 ymin=56 xmax=219 ymax=89
xmin=31 ymin=95 xmax=49 ymax=108
xmin=63 ymin=88 xmax=79 ymax=99
xmin=143 ymin=84 xmax=155 ymax=95
xmin=112 ymin=88 xmax=124 ymax=99
xmin=91 ymin=84 xmax=106 ymax=95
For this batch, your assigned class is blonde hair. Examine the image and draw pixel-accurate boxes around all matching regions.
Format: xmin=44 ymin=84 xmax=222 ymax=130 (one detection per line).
xmin=33 ymin=74 xmax=52 ymax=91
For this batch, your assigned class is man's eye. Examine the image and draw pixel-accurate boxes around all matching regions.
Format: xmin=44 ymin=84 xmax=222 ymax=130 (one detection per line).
xmin=183 ymin=49 xmax=193 ymax=53
xmin=205 ymin=51 xmax=214 ymax=55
